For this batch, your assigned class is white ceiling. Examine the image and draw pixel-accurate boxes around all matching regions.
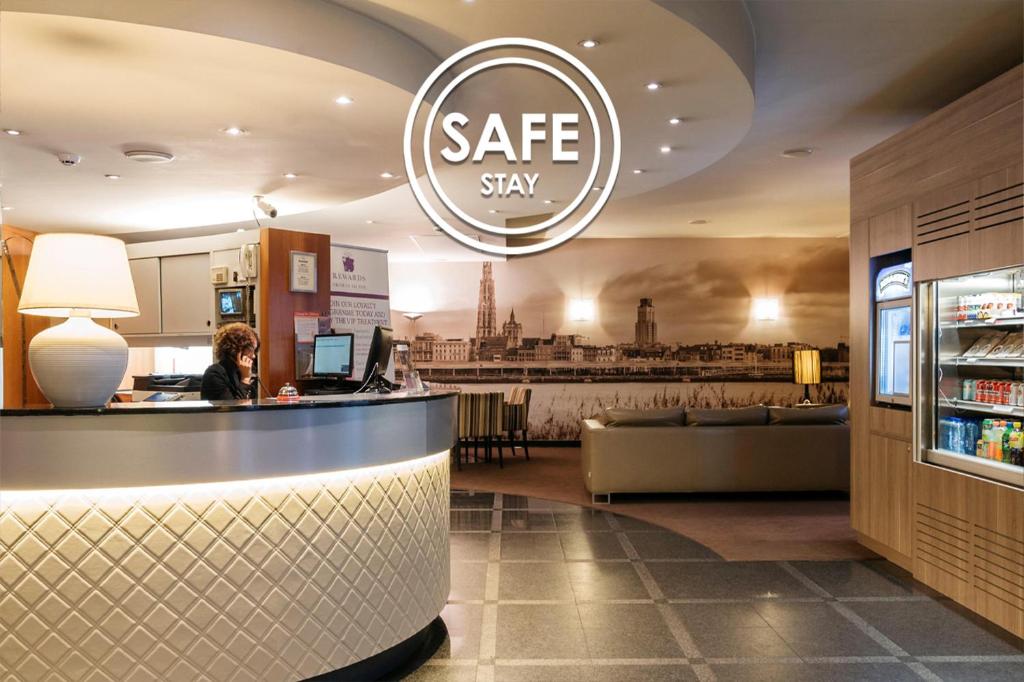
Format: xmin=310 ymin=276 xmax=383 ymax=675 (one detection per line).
xmin=0 ymin=0 xmax=1021 ymax=260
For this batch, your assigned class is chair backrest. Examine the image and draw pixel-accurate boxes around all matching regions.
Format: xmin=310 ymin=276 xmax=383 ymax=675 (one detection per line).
xmin=504 ymin=387 xmax=532 ymax=430
xmin=458 ymin=392 xmax=504 ymax=438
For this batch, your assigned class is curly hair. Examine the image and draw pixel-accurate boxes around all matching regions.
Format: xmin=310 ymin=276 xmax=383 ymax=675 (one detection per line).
xmin=213 ymin=323 xmax=259 ymax=363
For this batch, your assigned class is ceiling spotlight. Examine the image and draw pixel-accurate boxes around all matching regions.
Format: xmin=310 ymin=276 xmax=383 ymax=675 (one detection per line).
xmin=104 ymin=174 xmax=121 ymax=180
xmin=253 ymin=195 xmax=277 ymax=219
xmin=578 ymin=39 xmax=599 ymax=48
xmin=335 ymin=95 xmax=354 ymax=105
xmin=592 ymin=186 xmax=602 ymax=191
xmin=689 ymin=219 xmax=708 ymax=225
xmin=380 ymin=171 xmax=396 ymax=179
xmin=781 ymin=147 xmax=814 ymax=158
xmin=660 ymin=146 xmax=671 ymax=154
xmin=365 ymin=219 xmax=375 ymax=224
xmin=3 ymin=129 xmax=22 ymax=136
xmin=543 ymin=199 xmax=554 ymax=204
xmin=222 ymin=126 xmax=247 ymax=136
xmin=488 ymin=209 xmax=498 ymax=214
xmin=283 ymin=172 xmax=298 ymax=179
xmin=2 ymin=206 xmax=12 ymax=211
xmin=633 ymin=169 xmax=644 ymax=175
xmin=646 ymin=82 xmax=661 ymax=91
xmin=669 ymin=117 xmax=682 ymax=125
xmin=236 ymin=228 xmax=245 ymax=233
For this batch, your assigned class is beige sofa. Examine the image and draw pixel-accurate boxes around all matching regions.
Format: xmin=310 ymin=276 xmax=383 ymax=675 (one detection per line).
xmin=581 ymin=406 xmax=850 ymax=502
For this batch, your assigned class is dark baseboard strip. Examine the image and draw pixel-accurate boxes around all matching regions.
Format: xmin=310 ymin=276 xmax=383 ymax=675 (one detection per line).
xmin=303 ymin=616 xmax=448 ymax=681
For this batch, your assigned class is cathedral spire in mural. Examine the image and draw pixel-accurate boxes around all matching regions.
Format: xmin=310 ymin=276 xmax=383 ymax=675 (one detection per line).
xmin=475 ymin=262 xmax=497 ymax=348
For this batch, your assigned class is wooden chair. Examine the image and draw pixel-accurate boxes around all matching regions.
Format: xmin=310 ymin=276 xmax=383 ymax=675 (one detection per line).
xmin=455 ymin=392 xmax=506 ymax=469
xmin=504 ymin=387 xmax=532 ymax=460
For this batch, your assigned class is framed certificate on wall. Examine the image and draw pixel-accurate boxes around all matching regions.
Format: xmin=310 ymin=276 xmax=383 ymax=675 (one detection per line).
xmin=290 ymin=250 xmax=318 ymax=293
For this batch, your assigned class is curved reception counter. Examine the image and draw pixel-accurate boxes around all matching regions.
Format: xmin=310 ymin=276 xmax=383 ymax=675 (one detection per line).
xmin=0 ymin=391 xmax=457 ymax=681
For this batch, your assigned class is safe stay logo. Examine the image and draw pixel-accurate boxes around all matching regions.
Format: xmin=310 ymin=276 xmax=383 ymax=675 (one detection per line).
xmin=403 ymin=38 xmax=621 ymax=256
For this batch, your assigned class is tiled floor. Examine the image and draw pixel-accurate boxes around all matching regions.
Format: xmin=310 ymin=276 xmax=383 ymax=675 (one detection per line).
xmin=407 ymin=490 xmax=1024 ymax=681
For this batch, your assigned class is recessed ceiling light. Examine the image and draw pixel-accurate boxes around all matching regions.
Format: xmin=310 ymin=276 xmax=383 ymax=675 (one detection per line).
xmin=335 ymin=96 xmax=354 ymax=105
xmin=660 ymin=146 xmax=671 ymax=154
xmin=579 ymin=39 xmax=599 ymax=48
xmin=689 ymin=219 xmax=708 ymax=225
xmin=633 ymin=169 xmax=644 ymax=175
xmin=124 ymin=150 xmax=175 ymax=164
xmin=222 ymin=127 xmax=247 ymax=136
xmin=669 ymin=117 xmax=682 ymax=125
xmin=365 ymin=219 xmax=375 ymax=224
xmin=646 ymin=82 xmax=661 ymax=91
xmin=236 ymin=228 xmax=245 ymax=233
xmin=3 ymin=129 xmax=22 ymax=136
xmin=1 ymin=206 xmax=12 ymax=211
xmin=781 ymin=147 xmax=814 ymax=158
xmin=488 ymin=209 xmax=499 ymax=214
xmin=543 ymin=199 xmax=554 ymax=204
xmin=283 ymin=172 xmax=298 ymax=179
xmin=380 ymin=171 xmax=396 ymax=179
xmin=104 ymin=174 xmax=120 ymax=180
xmin=592 ymin=186 xmax=602 ymax=192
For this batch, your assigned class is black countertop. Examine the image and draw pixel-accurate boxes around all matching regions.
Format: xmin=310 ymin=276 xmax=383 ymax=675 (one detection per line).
xmin=0 ymin=390 xmax=458 ymax=417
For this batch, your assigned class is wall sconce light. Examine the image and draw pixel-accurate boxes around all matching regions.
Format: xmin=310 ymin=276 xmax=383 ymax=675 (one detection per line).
xmin=568 ymin=298 xmax=596 ymax=322
xmin=753 ymin=298 xmax=779 ymax=322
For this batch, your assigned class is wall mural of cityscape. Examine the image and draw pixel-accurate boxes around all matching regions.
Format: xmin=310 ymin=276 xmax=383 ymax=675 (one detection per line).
xmin=390 ymin=238 xmax=850 ymax=440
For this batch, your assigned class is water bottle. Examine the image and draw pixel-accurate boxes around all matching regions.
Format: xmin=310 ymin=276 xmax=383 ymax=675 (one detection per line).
xmin=962 ymin=420 xmax=979 ymax=457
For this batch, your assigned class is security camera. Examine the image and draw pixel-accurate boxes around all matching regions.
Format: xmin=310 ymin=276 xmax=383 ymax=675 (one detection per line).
xmin=56 ymin=153 xmax=82 ymax=166
xmin=253 ymin=195 xmax=278 ymax=219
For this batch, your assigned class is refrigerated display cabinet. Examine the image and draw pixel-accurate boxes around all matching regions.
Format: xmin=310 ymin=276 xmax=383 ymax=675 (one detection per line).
xmin=918 ymin=265 xmax=1024 ymax=488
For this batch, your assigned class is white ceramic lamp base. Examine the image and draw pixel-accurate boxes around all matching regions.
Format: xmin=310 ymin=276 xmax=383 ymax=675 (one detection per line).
xmin=28 ymin=314 xmax=128 ymax=408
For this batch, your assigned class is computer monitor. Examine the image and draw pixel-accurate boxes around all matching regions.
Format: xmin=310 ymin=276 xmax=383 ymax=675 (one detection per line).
xmin=312 ymin=333 xmax=354 ymax=379
xmin=356 ymin=326 xmax=393 ymax=393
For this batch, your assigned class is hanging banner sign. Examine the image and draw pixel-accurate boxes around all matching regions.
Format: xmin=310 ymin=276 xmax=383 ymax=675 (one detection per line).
xmin=329 ymin=244 xmax=393 ymax=380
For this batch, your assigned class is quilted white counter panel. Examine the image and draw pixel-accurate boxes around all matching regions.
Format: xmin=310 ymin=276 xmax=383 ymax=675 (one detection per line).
xmin=0 ymin=452 xmax=450 ymax=682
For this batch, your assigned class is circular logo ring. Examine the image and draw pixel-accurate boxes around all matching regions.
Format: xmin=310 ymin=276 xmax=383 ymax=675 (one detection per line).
xmin=424 ymin=57 xmax=601 ymax=237
xmin=403 ymin=37 xmax=620 ymax=256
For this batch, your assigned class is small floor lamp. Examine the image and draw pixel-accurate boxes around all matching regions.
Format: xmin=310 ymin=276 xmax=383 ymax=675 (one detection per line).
xmin=17 ymin=234 xmax=139 ymax=408
xmin=793 ymin=349 xmax=821 ymax=404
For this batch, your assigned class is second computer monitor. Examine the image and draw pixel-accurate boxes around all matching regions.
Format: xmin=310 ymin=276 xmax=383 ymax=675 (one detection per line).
xmin=313 ymin=333 xmax=355 ymax=378
xmin=361 ymin=326 xmax=393 ymax=383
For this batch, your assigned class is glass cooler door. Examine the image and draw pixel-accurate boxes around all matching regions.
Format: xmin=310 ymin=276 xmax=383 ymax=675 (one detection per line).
xmin=876 ymin=300 xmax=912 ymax=405
xmin=920 ymin=266 xmax=1024 ymax=488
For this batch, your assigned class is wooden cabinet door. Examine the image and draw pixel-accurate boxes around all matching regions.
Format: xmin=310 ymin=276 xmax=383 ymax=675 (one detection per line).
xmin=160 ymin=253 xmax=213 ymax=334
xmin=970 ymin=163 xmax=1023 ymax=273
xmin=862 ymin=432 xmax=913 ymax=555
xmin=913 ymin=182 xmax=973 ymax=281
xmin=114 ymin=258 xmax=161 ymax=335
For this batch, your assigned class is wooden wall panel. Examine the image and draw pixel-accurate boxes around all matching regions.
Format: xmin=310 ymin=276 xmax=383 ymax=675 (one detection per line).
xmin=914 ymin=463 xmax=972 ymax=604
xmin=257 ymin=228 xmax=330 ymax=397
xmin=970 ymin=163 xmax=1024 ymax=274
xmin=852 ymin=65 xmax=1023 ymax=223
xmin=849 ymin=219 xmax=871 ymax=535
xmin=1 ymin=224 xmax=49 ymax=408
xmin=868 ymin=205 xmax=912 ymax=257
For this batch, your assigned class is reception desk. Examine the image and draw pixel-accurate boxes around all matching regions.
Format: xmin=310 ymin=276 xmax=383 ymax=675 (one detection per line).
xmin=0 ymin=391 xmax=457 ymax=681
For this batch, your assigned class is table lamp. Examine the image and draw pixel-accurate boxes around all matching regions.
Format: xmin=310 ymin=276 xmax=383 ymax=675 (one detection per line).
xmin=793 ymin=349 xmax=821 ymax=404
xmin=18 ymin=234 xmax=139 ymax=407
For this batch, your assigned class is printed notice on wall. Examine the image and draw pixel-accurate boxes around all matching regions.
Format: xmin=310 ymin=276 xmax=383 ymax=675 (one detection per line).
xmin=329 ymin=245 xmax=392 ymax=380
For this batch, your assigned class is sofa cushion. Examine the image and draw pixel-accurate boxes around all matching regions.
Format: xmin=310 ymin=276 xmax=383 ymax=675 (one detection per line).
xmin=769 ymin=404 xmax=849 ymax=425
xmin=686 ymin=406 xmax=768 ymax=426
xmin=602 ymin=407 xmax=685 ymax=427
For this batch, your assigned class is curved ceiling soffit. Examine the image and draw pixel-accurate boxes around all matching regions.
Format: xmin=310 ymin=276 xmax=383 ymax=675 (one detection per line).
xmin=2 ymin=0 xmax=442 ymax=96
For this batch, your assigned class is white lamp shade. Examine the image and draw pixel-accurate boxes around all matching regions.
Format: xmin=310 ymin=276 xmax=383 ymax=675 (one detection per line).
xmin=18 ymin=233 xmax=139 ymax=318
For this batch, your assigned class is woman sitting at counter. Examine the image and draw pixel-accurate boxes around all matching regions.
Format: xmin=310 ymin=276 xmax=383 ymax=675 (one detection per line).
xmin=201 ymin=322 xmax=260 ymax=400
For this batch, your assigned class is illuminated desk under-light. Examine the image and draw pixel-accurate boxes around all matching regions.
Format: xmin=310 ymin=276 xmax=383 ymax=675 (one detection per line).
xmin=0 ymin=391 xmax=456 ymax=681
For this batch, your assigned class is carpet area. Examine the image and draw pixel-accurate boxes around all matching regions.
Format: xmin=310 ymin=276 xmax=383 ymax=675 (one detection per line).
xmin=449 ymin=446 xmax=876 ymax=562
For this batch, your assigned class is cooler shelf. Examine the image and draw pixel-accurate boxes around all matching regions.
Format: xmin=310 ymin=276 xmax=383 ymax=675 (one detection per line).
xmin=945 ymin=398 xmax=1024 ymax=418
xmin=940 ymin=357 xmax=1024 ymax=367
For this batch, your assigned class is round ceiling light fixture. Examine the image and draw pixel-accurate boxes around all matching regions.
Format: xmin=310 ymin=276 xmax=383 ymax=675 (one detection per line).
xmin=380 ymin=171 xmax=396 ymax=179
xmin=633 ymin=169 xmax=644 ymax=175
xmin=2 ymin=206 xmax=12 ymax=211
xmin=104 ymin=174 xmax=121 ymax=180
xmin=781 ymin=147 xmax=814 ymax=158
xmin=645 ymin=82 xmax=661 ymax=91
xmin=335 ymin=95 xmax=354 ymax=105
xmin=123 ymin=150 xmax=175 ymax=164
xmin=221 ymin=126 xmax=248 ymax=136
xmin=660 ymin=145 xmax=671 ymax=154
xmin=365 ymin=219 xmax=375 ymax=224
xmin=488 ymin=209 xmax=499 ymax=214
xmin=3 ymin=129 xmax=22 ymax=136
xmin=283 ymin=172 xmax=298 ymax=179
xmin=578 ymin=39 xmax=599 ymax=49
xmin=669 ymin=117 xmax=682 ymax=125
xmin=689 ymin=219 xmax=708 ymax=225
